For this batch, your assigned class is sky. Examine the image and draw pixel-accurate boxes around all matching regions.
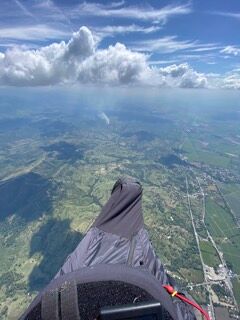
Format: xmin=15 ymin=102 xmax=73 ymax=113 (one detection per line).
xmin=0 ymin=0 xmax=240 ymax=89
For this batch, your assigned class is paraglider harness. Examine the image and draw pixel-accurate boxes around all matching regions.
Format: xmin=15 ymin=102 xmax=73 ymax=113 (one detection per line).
xmin=21 ymin=265 xmax=209 ymax=320
xmin=20 ymin=178 xmax=209 ymax=320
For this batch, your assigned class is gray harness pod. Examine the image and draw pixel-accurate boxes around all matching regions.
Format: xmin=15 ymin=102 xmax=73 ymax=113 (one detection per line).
xmin=20 ymin=178 xmax=196 ymax=320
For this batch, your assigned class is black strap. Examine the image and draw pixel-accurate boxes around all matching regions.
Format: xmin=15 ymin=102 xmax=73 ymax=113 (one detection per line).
xmin=61 ymin=280 xmax=80 ymax=320
xmin=41 ymin=289 xmax=59 ymax=320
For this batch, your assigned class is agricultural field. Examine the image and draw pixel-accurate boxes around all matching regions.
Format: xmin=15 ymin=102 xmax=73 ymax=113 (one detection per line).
xmin=205 ymin=198 xmax=240 ymax=274
xmin=233 ymin=277 xmax=240 ymax=306
xmin=199 ymin=240 xmax=221 ymax=270
xmin=183 ymin=138 xmax=231 ymax=169
xmin=219 ymin=183 xmax=240 ymax=222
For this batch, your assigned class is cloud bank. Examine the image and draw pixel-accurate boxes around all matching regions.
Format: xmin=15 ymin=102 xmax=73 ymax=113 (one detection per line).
xmin=0 ymin=27 xmax=149 ymax=86
xmin=0 ymin=26 xmax=239 ymax=89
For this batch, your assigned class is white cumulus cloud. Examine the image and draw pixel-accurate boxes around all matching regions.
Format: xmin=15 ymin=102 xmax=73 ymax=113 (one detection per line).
xmin=0 ymin=26 xmax=238 ymax=89
xmin=158 ymin=63 xmax=208 ymax=88
xmin=222 ymin=75 xmax=240 ymax=90
xmin=0 ymin=26 xmax=150 ymax=86
xmin=76 ymin=42 xmax=150 ymax=85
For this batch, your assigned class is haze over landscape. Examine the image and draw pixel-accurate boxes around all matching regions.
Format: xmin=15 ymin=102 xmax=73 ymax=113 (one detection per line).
xmin=0 ymin=1 xmax=240 ymax=319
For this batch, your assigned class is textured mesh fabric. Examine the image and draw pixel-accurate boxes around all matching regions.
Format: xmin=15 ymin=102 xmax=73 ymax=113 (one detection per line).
xmin=77 ymin=281 xmax=159 ymax=320
xmin=24 ymin=281 xmax=173 ymax=320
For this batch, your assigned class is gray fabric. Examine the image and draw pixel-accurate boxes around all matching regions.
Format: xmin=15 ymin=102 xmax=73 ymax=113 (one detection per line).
xmin=55 ymin=177 xmax=166 ymax=283
xmin=53 ymin=177 xmax=196 ymax=320
xmin=21 ymin=177 xmax=197 ymax=320
xmin=55 ymin=227 xmax=169 ymax=286
xmin=93 ymin=177 xmax=144 ymax=238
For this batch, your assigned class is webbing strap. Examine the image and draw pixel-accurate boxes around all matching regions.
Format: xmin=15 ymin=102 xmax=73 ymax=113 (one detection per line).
xmin=41 ymin=290 xmax=59 ymax=320
xmin=61 ymin=280 xmax=80 ymax=320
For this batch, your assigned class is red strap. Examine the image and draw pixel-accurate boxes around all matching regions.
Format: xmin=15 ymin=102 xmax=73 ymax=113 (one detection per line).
xmin=163 ymin=285 xmax=211 ymax=320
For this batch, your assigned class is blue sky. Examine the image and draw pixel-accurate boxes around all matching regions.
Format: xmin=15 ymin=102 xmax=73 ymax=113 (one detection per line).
xmin=0 ymin=1 xmax=240 ymax=88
